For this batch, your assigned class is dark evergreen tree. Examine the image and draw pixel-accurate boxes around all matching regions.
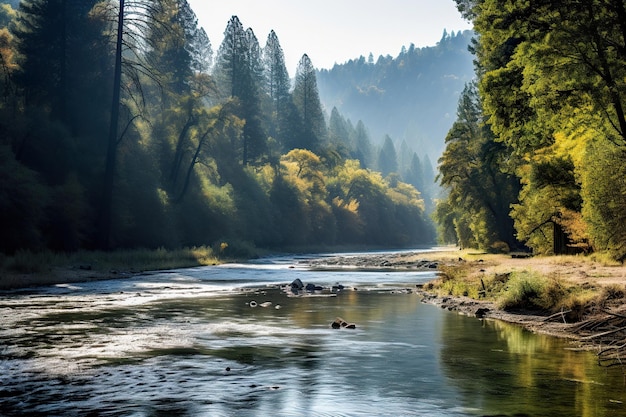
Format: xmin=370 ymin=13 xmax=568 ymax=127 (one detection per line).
xmin=241 ymin=27 xmax=267 ymax=164
xmin=421 ymin=155 xmax=435 ymax=189
xmin=177 ymin=0 xmax=212 ymax=74
xmin=13 ymin=0 xmax=108 ymax=131
xmin=405 ymin=152 xmax=423 ymax=192
xmin=261 ymin=30 xmax=291 ymax=150
xmin=214 ymin=17 xmax=266 ymax=165
xmin=437 ymin=82 xmax=520 ymax=250
xmin=214 ymin=16 xmax=248 ymax=99
xmin=353 ymin=120 xmax=373 ymax=168
xmin=147 ymin=0 xmax=194 ymax=96
xmin=292 ymin=53 xmax=326 ymax=151
xmin=11 ymin=0 xmax=110 ymax=249
xmin=398 ymin=139 xmax=413 ymax=176
xmin=246 ymin=28 xmax=263 ymax=88
xmin=327 ymin=106 xmax=352 ymax=158
xmin=377 ymin=135 xmax=398 ymax=176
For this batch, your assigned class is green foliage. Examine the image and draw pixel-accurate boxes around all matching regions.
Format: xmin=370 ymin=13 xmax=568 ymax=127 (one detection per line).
xmin=1 ymin=246 xmax=219 ymax=276
xmin=0 ymin=146 xmax=48 ymax=253
xmin=444 ymin=0 xmax=626 ymax=259
xmin=3 ymin=249 xmax=59 ymax=273
xmin=580 ymin=140 xmax=626 ymax=260
xmin=497 ymin=272 xmax=562 ymax=312
xmin=510 ymin=153 xmax=583 ymax=255
xmin=292 ymin=54 xmax=327 ymax=152
xmin=436 ymin=82 xmax=520 ymax=251
xmin=0 ymin=5 xmax=437 ymax=256
xmin=211 ymin=239 xmax=259 ymax=260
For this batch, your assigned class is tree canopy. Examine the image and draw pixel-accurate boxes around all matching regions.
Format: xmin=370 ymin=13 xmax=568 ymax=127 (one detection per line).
xmin=0 ymin=1 xmax=436 ymax=255
xmin=437 ymin=0 xmax=626 ymax=259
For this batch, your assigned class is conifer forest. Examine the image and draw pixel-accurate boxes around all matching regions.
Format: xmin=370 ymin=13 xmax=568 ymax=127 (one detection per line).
xmin=0 ymin=0 xmax=443 ymax=255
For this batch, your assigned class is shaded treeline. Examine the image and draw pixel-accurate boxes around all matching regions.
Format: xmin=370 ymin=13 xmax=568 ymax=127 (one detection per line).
xmin=436 ymin=1 xmax=626 ymax=260
xmin=0 ymin=0 xmax=435 ymax=255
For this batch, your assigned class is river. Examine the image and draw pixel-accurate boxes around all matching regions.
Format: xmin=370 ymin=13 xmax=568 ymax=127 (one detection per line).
xmin=1 ymin=251 xmax=625 ymax=416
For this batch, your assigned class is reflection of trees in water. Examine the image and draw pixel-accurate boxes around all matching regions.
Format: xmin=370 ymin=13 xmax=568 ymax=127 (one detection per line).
xmin=438 ymin=313 xmax=623 ymax=417
xmin=287 ymin=288 xmax=421 ymax=328
xmin=288 ymin=290 xmax=436 ymax=399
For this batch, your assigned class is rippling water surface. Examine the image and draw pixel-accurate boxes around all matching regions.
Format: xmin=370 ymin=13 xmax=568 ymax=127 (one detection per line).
xmin=1 ymin=251 xmax=625 ymax=416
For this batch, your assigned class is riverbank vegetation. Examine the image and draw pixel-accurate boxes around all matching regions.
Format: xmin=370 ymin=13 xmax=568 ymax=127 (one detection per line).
xmin=426 ymin=251 xmax=626 ymax=323
xmin=2 ymin=246 xmax=221 ymax=274
xmin=0 ymin=245 xmax=225 ymax=289
xmin=437 ymin=1 xmax=626 ymax=261
xmin=0 ymin=0 xmax=436 ymax=265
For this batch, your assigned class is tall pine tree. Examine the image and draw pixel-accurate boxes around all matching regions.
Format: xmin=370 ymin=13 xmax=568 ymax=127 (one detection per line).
xmin=292 ymin=53 xmax=326 ymax=151
xmin=262 ymin=29 xmax=291 ymax=150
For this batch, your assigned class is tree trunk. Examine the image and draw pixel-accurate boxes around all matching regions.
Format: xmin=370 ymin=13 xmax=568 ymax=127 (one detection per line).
xmin=553 ymin=222 xmax=566 ymax=255
xmin=98 ymin=0 xmax=124 ymax=250
xmin=170 ymin=111 xmax=195 ymax=187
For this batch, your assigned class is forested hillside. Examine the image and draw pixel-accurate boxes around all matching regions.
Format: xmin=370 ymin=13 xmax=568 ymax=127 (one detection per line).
xmin=436 ymin=0 xmax=626 ymax=260
xmin=317 ymin=30 xmax=475 ymax=160
xmin=0 ymin=0 xmax=436 ymax=256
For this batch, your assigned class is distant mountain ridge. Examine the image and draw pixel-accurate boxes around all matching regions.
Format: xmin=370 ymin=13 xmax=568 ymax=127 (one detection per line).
xmin=317 ymin=30 xmax=475 ymax=160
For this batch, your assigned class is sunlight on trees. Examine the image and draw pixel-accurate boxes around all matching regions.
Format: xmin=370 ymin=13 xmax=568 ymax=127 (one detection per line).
xmin=443 ymin=0 xmax=626 ymax=258
xmin=0 ymin=1 xmax=438 ymax=254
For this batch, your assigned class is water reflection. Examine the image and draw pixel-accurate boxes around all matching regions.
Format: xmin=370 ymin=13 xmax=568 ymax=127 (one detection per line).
xmin=439 ymin=313 xmax=626 ymax=417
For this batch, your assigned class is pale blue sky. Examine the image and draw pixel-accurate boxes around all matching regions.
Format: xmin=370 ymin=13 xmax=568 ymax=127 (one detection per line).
xmin=186 ymin=0 xmax=472 ymax=73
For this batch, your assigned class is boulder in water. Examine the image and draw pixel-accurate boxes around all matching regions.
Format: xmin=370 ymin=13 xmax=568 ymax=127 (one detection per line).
xmin=331 ymin=317 xmax=356 ymax=329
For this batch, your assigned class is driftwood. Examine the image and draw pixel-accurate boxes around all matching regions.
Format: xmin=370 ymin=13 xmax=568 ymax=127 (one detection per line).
xmin=581 ymin=325 xmax=626 ymax=341
xmin=572 ymin=307 xmax=626 ymax=367
xmin=543 ymin=309 xmax=572 ymax=323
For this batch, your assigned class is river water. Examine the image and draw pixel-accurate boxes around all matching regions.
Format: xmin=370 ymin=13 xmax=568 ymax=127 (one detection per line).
xmin=1 ymin=251 xmax=625 ymax=416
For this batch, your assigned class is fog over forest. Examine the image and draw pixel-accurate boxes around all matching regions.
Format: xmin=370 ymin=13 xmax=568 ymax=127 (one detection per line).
xmin=317 ymin=30 xmax=475 ymax=161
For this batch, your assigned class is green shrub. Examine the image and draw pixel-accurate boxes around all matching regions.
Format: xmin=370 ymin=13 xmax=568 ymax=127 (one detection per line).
xmin=497 ymin=272 xmax=553 ymax=311
xmin=437 ymin=278 xmax=481 ymax=298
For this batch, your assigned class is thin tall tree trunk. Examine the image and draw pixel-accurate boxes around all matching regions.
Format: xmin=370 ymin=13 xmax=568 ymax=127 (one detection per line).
xmin=98 ymin=0 xmax=124 ymax=250
xmin=59 ymin=0 xmax=67 ymax=125
xmin=170 ymin=111 xmax=195 ymax=186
